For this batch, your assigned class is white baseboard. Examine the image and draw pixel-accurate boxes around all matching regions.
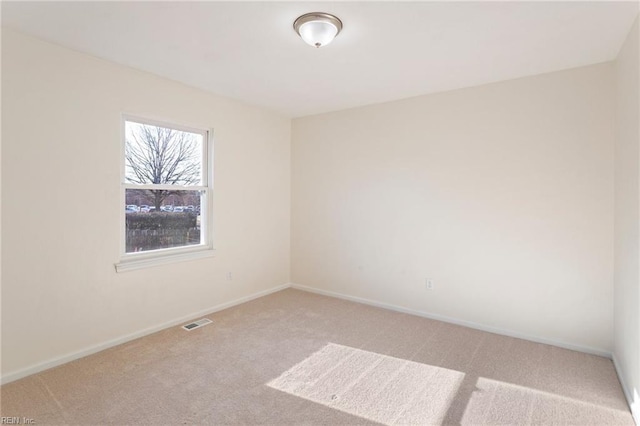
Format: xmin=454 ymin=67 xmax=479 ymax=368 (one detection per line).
xmin=0 ymin=283 xmax=291 ymax=385
xmin=290 ymin=283 xmax=612 ymax=359
xmin=612 ymin=354 xmax=640 ymax=425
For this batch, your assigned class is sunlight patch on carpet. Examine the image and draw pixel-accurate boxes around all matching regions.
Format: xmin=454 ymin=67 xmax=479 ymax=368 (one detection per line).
xmin=463 ymin=377 xmax=636 ymax=425
xmin=267 ymin=343 xmax=465 ymax=425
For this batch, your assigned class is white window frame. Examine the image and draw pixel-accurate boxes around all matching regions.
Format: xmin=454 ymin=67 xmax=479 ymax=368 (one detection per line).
xmin=115 ymin=114 xmax=214 ymax=272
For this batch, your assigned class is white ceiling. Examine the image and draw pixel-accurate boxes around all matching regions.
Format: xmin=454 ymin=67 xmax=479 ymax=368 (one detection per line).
xmin=2 ymin=1 xmax=638 ymax=117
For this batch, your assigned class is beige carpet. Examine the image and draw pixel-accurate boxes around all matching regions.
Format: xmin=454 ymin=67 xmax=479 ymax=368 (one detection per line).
xmin=0 ymin=288 xmax=634 ymax=425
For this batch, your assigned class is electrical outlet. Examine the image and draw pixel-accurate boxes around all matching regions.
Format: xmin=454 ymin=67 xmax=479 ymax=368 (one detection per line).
xmin=426 ymin=279 xmax=434 ymax=290
xmin=226 ymin=272 xmax=233 ymax=281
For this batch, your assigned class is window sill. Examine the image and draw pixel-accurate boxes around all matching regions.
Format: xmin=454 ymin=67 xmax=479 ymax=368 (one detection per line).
xmin=115 ymin=247 xmax=215 ymax=272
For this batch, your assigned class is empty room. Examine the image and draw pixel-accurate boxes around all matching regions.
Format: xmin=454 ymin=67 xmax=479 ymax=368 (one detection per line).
xmin=1 ymin=1 xmax=639 ymax=425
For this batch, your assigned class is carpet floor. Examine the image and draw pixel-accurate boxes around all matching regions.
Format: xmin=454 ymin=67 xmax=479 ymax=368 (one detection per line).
xmin=0 ymin=288 xmax=634 ymax=425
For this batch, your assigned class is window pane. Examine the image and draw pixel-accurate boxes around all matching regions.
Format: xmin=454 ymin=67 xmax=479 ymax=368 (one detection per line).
xmin=125 ymin=120 xmax=203 ymax=186
xmin=125 ymin=189 xmax=202 ymax=253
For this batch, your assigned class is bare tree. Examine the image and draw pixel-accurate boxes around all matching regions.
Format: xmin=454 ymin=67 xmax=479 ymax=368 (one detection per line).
xmin=125 ymin=122 xmax=201 ymax=211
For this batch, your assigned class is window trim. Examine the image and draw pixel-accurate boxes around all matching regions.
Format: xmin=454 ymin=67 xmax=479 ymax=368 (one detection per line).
xmin=115 ymin=114 xmax=214 ymax=272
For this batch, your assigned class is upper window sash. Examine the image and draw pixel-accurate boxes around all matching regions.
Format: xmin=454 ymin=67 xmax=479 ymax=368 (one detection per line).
xmin=123 ymin=116 xmax=208 ymax=187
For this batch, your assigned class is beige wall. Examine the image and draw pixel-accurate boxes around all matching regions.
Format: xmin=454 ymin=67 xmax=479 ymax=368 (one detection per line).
xmin=292 ymin=63 xmax=615 ymax=353
xmin=614 ymin=15 xmax=640 ymax=422
xmin=1 ymin=30 xmax=291 ymax=379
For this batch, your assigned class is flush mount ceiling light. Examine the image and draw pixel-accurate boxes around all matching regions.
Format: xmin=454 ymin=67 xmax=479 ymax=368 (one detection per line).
xmin=293 ymin=12 xmax=343 ymax=48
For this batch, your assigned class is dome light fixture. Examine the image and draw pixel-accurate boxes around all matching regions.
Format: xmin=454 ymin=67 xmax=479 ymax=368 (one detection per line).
xmin=293 ymin=12 xmax=343 ymax=48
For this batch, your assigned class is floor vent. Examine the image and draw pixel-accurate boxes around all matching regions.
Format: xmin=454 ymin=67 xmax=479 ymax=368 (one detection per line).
xmin=182 ymin=318 xmax=212 ymax=331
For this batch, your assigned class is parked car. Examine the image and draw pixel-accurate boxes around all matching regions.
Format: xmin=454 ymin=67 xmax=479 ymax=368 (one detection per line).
xmin=125 ymin=205 xmax=138 ymax=214
xmin=185 ymin=205 xmax=195 ymax=212
xmin=173 ymin=206 xmax=185 ymax=213
xmin=160 ymin=205 xmax=173 ymax=212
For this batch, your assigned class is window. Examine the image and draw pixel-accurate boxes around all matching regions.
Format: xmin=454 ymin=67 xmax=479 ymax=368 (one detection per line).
xmin=116 ymin=116 xmax=213 ymax=272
